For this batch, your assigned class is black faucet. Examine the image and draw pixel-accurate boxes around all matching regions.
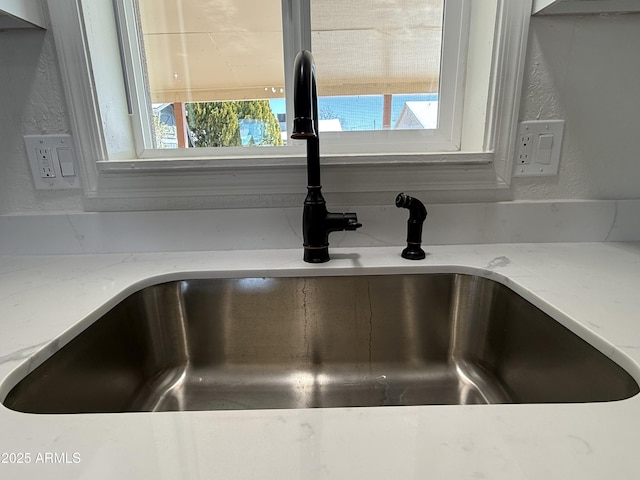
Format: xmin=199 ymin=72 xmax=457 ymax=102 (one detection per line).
xmin=395 ymin=193 xmax=428 ymax=260
xmin=291 ymin=50 xmax=362 ymax=263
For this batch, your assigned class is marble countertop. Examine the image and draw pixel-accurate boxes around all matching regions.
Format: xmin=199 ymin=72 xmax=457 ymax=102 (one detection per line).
xmin=0 ymin=242 xmax=639 ymax=479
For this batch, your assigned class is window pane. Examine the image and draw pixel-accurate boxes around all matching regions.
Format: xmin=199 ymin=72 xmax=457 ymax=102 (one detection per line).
xmin=137 ymin=0 xmax=285 ymax=148
xmin=135 ymin=0 xmax=444 ymax=147
xmin=311 ymin=0 xmax=443 ymax=131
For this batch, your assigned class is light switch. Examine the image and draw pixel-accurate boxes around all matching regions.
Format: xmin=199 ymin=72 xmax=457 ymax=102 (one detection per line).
xmin=57 ymin=147 xmax=75 ymax=177
xmin=536 ymin=133 xmax=554 ymax=165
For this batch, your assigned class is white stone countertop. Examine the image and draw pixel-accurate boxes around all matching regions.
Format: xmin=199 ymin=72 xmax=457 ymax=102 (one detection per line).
xmin=0 ymin=242 xmax=639 ymax=479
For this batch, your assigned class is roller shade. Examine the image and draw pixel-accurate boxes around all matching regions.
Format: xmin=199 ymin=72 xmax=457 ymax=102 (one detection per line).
xmin=138 ymin=0 xmax=443 ymax=103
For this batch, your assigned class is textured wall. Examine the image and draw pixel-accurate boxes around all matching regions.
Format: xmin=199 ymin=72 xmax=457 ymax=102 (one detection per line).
xmin=0 ymin=27 xmax=84 ymax=214
xmin=514 ymin=13 xmax=640 ymax=200
xmin=0 ymin=13 xmax=639 ymax=214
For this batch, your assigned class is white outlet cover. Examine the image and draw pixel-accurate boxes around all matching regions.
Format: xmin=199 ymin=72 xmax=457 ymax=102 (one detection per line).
xmin=24 ymin=135 xmax=82 ymax=190
xmin=513 ymin=120 xmax=565 ymax=177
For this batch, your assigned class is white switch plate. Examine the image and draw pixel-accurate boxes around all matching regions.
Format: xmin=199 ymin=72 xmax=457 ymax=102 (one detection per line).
xmin=513 ymin=120 xmax=564 ymax=177
xmin=24 ymin=135 xmax=82 ymax=190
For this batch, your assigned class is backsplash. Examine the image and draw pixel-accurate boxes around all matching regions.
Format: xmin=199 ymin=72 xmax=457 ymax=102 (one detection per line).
xmin=1 ymin=199 xmax=638 ymax=255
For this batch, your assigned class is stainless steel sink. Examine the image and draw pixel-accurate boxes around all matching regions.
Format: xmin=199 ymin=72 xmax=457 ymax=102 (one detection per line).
xmin=4 ymin=274 xmax=638 ymax=413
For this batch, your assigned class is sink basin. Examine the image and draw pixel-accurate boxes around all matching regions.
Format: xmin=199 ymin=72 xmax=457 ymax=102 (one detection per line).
xmin=4 ymin=273 xmax=638 ymax=413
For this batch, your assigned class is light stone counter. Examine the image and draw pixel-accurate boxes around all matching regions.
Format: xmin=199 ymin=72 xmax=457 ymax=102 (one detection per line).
xmin=0 ymin=243 xmax=639 ymax=479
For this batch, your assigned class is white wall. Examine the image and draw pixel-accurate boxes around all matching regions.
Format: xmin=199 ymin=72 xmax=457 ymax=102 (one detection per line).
xmin=1 ymin=13 xmax=639 ymax=214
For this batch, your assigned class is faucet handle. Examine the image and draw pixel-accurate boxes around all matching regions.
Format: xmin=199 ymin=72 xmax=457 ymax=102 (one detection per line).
xmin=326 ymin=212 xmax=362 ymax=232
xmin=345 ymin=213 xmax=362 ymax=230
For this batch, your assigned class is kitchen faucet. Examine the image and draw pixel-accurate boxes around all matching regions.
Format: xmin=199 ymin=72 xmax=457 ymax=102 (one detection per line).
xmin=291 ymin=50 xmax=362 ymax=263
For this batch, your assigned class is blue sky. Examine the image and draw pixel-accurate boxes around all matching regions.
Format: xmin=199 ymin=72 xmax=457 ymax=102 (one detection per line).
xmin=269 ymin=94 xmax=437 ymax=131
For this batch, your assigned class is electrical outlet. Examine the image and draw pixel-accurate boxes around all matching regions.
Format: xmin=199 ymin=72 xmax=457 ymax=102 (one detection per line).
xmin=517 ymin=134 xmax=533 ymax=164
xmin=513 ymin=120 xmax=565 ymax=177
xmin=24 ymin=135 xmax=82 ymax=190
xmin=36 ymin=147 xmax=56 ymax=178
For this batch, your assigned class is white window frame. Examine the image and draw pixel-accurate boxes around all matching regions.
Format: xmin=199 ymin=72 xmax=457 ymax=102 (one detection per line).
xmin=47 ymin=0 xmax=533 ymax=201
xmin=311 ymin=0 xmax=468 ymax=155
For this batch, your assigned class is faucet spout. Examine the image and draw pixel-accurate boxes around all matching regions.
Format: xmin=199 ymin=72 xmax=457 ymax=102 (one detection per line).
xmin=291 ymin=50 xmax=318 ymax=140
xmin=292 ymin=50 xmax=362 ymax=263
xmin=292 ymin=50 xmax=321 ymax=188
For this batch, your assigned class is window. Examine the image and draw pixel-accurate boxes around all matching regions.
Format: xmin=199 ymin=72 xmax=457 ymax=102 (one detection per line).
xmin=117 ymin=0 xmax=465 ymax=154
xmin=131 ymin=0 xmax=456 ymax=150
xmin=47 ymin=0 xmax=533 ymax=200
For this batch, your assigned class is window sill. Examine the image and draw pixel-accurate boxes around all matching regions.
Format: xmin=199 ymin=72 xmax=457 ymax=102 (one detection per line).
xmin=92 ymin=152 xmax=503 ymax=199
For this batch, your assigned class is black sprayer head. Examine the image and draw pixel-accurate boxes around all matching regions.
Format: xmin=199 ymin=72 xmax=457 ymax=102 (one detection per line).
xmin=395 ymin=193 xmax=427 ymax=260
xmin=395 ymin=193 xmax=427 ymax=221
